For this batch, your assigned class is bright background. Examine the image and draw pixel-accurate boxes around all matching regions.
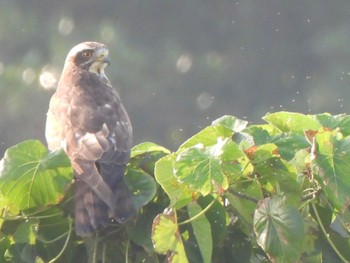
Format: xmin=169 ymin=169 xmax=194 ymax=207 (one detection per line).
xmin=1 ymin=0 xmax=350 ymax=156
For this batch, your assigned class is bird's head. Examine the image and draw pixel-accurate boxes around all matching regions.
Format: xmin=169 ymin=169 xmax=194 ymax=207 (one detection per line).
xmin=65 ymin=41 xmax=111 ymax=79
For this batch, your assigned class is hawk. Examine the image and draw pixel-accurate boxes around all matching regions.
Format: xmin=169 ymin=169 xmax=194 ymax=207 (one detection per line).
xmin=45 ymin=41 xmax=135 ymax=236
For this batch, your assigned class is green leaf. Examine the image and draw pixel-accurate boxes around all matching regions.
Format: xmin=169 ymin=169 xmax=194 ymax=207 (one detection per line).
xmin=263 ymin=112 xmax=321 ymax=134
xmin=5 ymin=243 xmax=37 ymax=263
xmin=243 ymin=125 xmax=273 ymax=145
xmin=312 ymin=130 xmax=350 ymax=210
xmin=272 ymin=134 xmax=309 ymax=160
xmin=220 ymin=229 xmax=252 ymax=263
xmin=315 ymin=113 xmax=350 ymax=136
xmin=198 ymin=196 xmax=227 ymax=244
xmin=207 ymin=138 xmax=246 ymax=182
xmin=36 ymin=208 xmax=74 ymax=263
xmin=254 ymin=157 xmax=302 ymax=205
xmin=125 ymin=168 xmax=157 ymax=211
xmin=174 ymin=147 xmax=228 ymax=196
xmin=316 ymin=236 xmax=344 ymax=263
xmin=0 ymin=236 xmax=11 ymax=263
xmin=302 ymin=213 xmax=319 ymax=255
xmin=155 ymin=155 xmax=192 ymax=208
xmin=244 ymin=143 xmax=279 ymax=163
xmin=211 ymin=115 xmax=248 ymax=132
xmin=226 ymin=180 xmax=263 ymax=231
xmin=290 ymin=149 xmax=311 ymax=185
xmin=131 ymin=142 xmax=170 ymax=158
xmin=254 ymin=195 xmax=304 ymax=263
xmin=179 ymin=125 xmax=233 ymax=150
xmin=152 ymin=208 xmax=188 ymax=263
xmin=131 ymin=204 xmax=164 ymax=252
xmin=231 ymin=132 xmax=255 ymax=149
xmin=188 ymin=201 xmax=212 ymax=263
xmin=0 ymin=140 xmax=73 ymax=211
xmin=38 ymin=149 xmax=71 ymax=170
xmin=13 ymin=220 xmax=38 ymax=245
xmin=0 ymin=190 xmax=20 ymax=218
xmin=130 ymin=142 xmax=171 ymax=177
xmin=216 ymin=139 xmax=244 ymax=162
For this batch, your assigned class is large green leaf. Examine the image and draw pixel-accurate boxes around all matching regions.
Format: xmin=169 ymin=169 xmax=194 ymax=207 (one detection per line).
xmin=218 ymin=229 xmax=253 ymax=263
xmin=131 ymin=142 xmax=170 ymax=158
xmin=130 ymin=142 xmax=171 ymax=176
xmin=154 ymin=155 xmax=192 ymax=208
xmin=174 ymin=147 xmax=228 ymax=196
xmin=254 ymin=195 xmax=304 ymax=263
xmin=315 ymin=113 xmax=350 ymax=136
xmin=312 ymin=130 xmax=350 ymax=210
xmin=0 ymin=140 xmax=73 ymax=211
xmin=152 ymin=208 xmax=188 ymax=263
xmin=125 ymin=168 xmax=157 ymax=211
xmin=198 ymin=196 xmax=227 ymax=244
xmin=272 ymin=134 xmax=309 ymax=160
xmin=226 ymin=180 xmax=263 ymax=231
xmin=206 ymin=137 xmax=246 ymax=182
xmin=13 ymin=220 xmax=38 ymax=245
xmin=131 ymin=203 xmax=164 ymax=252
xmin=254 ymin=157 xmax=302 ymax=205
xmin=35 ymin=207 xmax=73 ymax=262
xmin=211 ymin=115 xmax=248 ymax=132
xmin=244 ymin=143 xmax=279 ymax=164
xmin=216 ymin=139 xmax=244 ymax=162
xmin=0 ymin=236 xmax=11 ymax=263
xmin=5 ymin=243 xmax=38 ymax=263
xmin=188 ymin=201 xmax=212 ymax=263
xmin=243 ymin=125 xmax=273 ymax=145
xmin=263 ymin=112 xmax=321 ymax=134
xmin=179 ymin=125 xmax=233 ymax=150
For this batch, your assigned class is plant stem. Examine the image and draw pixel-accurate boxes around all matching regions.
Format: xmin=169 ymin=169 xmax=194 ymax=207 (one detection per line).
xmin=229 ymin=189 xmax=259 ymax=203
xmin=125 ymin=239 xmax=130 ymax=263
xmin=48 ymin=217 xmax=72 ymax=263
xmin=39 ymin=230 xmax=70 ymax=244
xmin=311 ymin=202 xmax=349 ymax=263
xmin=178 ymin=198 xmax=216 ymax=225
xmin=102 ymin=242 xmax=107 ymax=263
xmin=92 ymin=232 xmax=99 ymax=263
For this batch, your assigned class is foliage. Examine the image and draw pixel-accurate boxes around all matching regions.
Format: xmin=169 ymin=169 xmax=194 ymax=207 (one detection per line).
xmin=1 ymin=112 xmax=350 ymax=262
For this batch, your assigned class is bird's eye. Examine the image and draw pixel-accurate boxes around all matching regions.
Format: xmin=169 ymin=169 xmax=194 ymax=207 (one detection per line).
xmin=82 ymin=50 xmax=93 ymax=58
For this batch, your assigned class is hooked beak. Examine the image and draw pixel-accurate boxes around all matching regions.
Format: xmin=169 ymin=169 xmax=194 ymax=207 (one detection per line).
xmin=88 ymin=46 xmax=111 ymax=78
xmin=96 ymin=47 xmax=110 ymax=66
xmin=102 ymin=54 xmax=111 ymax=65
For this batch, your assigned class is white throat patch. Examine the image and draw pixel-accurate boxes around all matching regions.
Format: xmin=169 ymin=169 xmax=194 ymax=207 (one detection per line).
xmin=89 ymin=61 xmax=107 ymax=78
xmin=89 ymin=62 xmax=111 ymax=84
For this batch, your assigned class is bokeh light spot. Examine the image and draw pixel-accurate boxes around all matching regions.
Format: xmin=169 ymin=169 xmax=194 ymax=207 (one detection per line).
xmin=176 ymin=54 xmax=192 ymax=73
xmin=39 ymin=67 xmax=57 ymax=90
xmin=58 ymin=17 xmax=75 ymax=35
xmin=22 ymin=68 xmax=36 ymax=85
xmin=196 ymin=92 xmax=214 ymax=111
xmin=0 ymin=62 xmax=4 ymax=75
xmin=101 ymin=26 xmax=115 ymax=43
xmin=206 ymin=52 xmax=223 ymax=67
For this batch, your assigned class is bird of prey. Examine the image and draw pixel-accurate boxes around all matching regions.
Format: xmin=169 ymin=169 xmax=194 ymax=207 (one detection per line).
xmin=45 ymin=41 xmax=135 ymax=236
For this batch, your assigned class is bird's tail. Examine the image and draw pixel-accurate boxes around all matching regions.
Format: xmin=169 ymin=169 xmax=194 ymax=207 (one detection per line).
xmin=109 ymin=178 xmax=136 ymax=224
xmin=74 ymin=179 xmax=110 ymax=236
xmin=74 ymin=177 xmax=136 ymax=236
xmin=98 ymin=162 xmax=136 ymax=224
